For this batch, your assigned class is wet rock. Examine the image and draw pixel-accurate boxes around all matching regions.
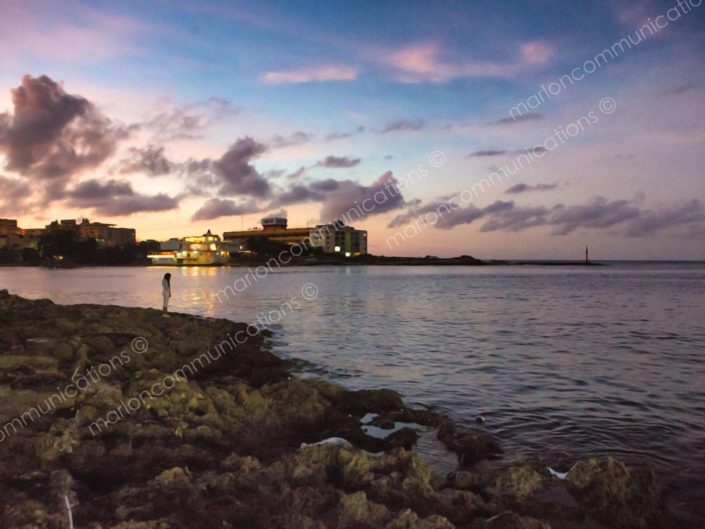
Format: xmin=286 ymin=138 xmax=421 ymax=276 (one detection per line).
xmin=0 ymin=293 xmax=670 ymax=529
xmin=565 ymin=457 xmax=665 ymax=529
xmin=386 ymin=427 xmax=419 ymax=449
xmin=437 ymin=419 xmax=502 ymax=465
xmin=487 ymin=464 xmax=546 ymax=500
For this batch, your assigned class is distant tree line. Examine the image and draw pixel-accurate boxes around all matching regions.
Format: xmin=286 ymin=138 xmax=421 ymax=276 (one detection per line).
xmin=0 ymin=231 xmax=161 ymax=266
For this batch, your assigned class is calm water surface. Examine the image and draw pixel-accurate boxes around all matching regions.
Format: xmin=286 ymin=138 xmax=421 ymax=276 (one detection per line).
xmin=2 ymin=263 xmax=704 ymax=519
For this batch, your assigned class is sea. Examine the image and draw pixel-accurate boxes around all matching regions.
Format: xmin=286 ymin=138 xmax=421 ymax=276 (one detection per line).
xmin=1 ymin=262 xmax=704 ymax=522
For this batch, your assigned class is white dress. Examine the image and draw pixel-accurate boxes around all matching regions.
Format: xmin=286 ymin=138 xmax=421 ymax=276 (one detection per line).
xmin=162 ymin=278 xmax=170 ymax=308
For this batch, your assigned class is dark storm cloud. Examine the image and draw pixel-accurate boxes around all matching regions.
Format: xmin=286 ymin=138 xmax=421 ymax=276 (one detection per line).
xmin=319 ymin=171 xmax=405 ymax=221
xmin=65 ymin=178 xmax=179 ymax=216
xmin=191 ymin=198 xmax=261 ymax=221
xmin=491 ymin=112 xmax=543 ymax=125
xmin=381 ymin=119 xmax=425 ymax=133
xmin=505 ymin=183 xmax=558 ymax=194
xmin=0 ymin=75 xmax=127 ymax=199
xmin=326 ymin=126 xmax=365 ymax=140
xmin=316 ymin=155 xmax=361 ymax=168
xmin=116 ymin=145 xmax=172 ymax=176
xmin=213 ymin=137 xmax=271 ymax=198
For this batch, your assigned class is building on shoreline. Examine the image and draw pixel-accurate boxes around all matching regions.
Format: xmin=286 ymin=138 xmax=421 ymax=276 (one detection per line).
xmin=223 ymin=217 xmax=368 ymax=256
xmin=309 ymin=222 xmax=368 ymax=256
xmin=1 ymin=217 xmax=136 ymax=253
xmin=0 ymin=219 xmax=40 ymax=251
xmin=224 ymin=217 xmax=313 ymax=251
xmin=45 ymin=218 xmax=136 ymax=247
xmin=0 ymin=219 xmax=19 ymax=236
xmin=148 ymin=230 xmax=232 ymax=266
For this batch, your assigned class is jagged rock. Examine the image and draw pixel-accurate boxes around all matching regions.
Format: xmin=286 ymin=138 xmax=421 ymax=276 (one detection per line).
xmin=0 ymin=293 xmax=669 ymax=529
xmin=150 ymin=467 xmax=193 ymax=492
xmin=334 ymin=491 xmax=393 ymax=528
xmin=447 ymin=470 xmax=484 ymax=491
xmin=0 ymin=355 xmax=63 ymax=385
xmin=488 ymin=464 xmax=546 ymax=500
xmin=433 ymin=488 xmax=485 ymax=523
xmin=53 ymin=342 xmax=74 ymax=363
xmin=565 ymin=457 xmax=665 ymax=529
xmin=437 ymin=420 xmax=502 ymax=465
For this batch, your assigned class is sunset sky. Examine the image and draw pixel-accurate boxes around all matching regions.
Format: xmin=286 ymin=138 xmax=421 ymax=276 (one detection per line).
xmin=1 ymin=0 xmax=704 ymax=259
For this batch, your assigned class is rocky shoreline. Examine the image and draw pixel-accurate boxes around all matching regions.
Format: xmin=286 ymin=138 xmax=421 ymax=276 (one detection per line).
xmin=0 ymin=290 xmax=677 ymax=528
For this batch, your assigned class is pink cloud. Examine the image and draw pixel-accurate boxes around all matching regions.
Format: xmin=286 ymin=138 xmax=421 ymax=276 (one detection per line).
xmin=260 ymin=65 xmax=359 ymax=84
xmin=0 ymin=1 xmax=149 ymax=62
xmin=386 ymin=42 xmax=518 ymax=83
xmin=519 ymin=41 xmax=555 ymax=65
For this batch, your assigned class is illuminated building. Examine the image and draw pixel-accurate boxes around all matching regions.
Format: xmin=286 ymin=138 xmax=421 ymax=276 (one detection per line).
xmin=224 ymin=217 xmax=368 ymax=256
xmin=148 ymin=230 xmax=232 ymax=266
xmin=309 ymin=222 xmax=368 ymax=256
xmin=224 ymin=218 xmax=313 ymax=250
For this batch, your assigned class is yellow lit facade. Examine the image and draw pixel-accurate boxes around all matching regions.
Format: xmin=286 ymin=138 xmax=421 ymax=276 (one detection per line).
xmin=148 ymin=230 xmax=232 ymax=266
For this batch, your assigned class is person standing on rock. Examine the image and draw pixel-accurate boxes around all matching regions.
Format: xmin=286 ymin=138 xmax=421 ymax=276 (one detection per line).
xmin=162 ymin=273 xmax=172 ymax=316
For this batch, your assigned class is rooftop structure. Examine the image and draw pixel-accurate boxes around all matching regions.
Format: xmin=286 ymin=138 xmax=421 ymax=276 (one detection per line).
xmin=45 ymin=218 xmax=136 ymax=247
xmin=223 ymin=218 xmax=368 ymax=256
xmin=224 ymin=217 xmax=315 ymax=250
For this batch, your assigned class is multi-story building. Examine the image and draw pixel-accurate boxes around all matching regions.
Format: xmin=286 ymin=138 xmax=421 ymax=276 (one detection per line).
xmin=0 ymin=219 xmax=19 ymax=236
xmin=148 ymin=230 xmax=232 ymax=266
xmin=0 ymin=233 xmax=40 ymax=251
xmin=45 ymin=218 xmax=136 ymax=246
xmin=309 ymin=222 xmax=368 ymax=256
xmin=224 ymin=217 xmax=314 ymax=251
xmin=0 ymin=219 xmax=40 ymax=251
xmin=224 ymin=217 xmax=368 ymax=256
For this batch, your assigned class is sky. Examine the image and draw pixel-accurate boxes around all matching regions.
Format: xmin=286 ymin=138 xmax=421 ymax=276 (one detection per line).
xmin=1 ymin=0 xmax=704 ymax=259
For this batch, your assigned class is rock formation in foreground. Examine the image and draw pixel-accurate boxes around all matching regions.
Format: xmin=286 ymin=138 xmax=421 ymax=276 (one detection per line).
xmin=0 ymin=291 xmax=675 ymax=528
